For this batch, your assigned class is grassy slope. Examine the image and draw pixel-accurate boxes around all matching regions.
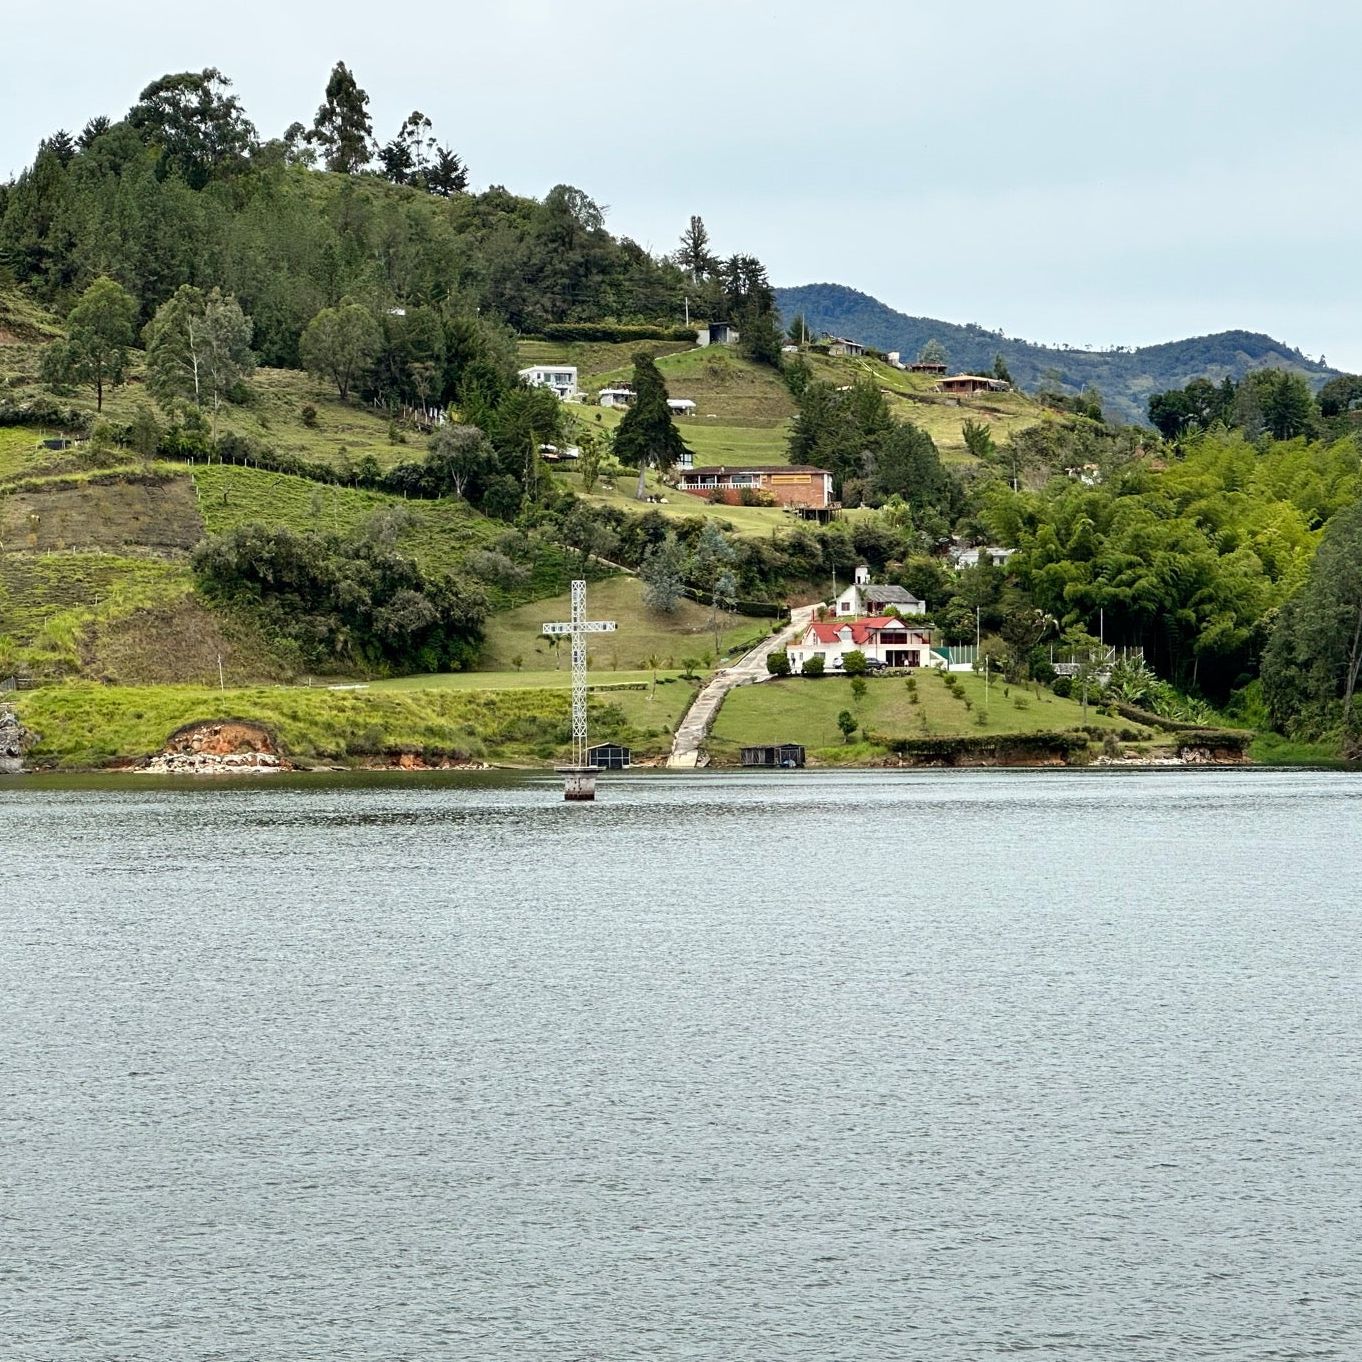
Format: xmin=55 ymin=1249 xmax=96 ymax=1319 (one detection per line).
xmin=478 ymin=575 xmax=770 ymax=672
xmin=14 ymin=679 xmax=691 ymax=768
xmin=517 ymin=337 xmax=693 ymax=378
xmin=1 ymin=310 xmax=414 ymax=475
xmin=803 ymin=352 xmax=1051 ymax=462
xmin=709 ymin=668 xmax=1152 ymax=763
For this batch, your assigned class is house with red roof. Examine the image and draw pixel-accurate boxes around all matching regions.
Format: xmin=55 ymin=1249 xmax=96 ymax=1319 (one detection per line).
xmin=786 ymin=615 xmax=936 ymax=674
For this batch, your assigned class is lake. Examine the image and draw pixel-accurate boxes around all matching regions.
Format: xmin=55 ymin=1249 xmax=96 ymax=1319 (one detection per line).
xmin=3 ymin=769 xmax=1360 ymax=1360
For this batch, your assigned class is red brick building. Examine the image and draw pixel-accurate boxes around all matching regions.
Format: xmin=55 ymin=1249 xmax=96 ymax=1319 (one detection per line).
xmin=676 ymin=465 xmax=834 ymax=510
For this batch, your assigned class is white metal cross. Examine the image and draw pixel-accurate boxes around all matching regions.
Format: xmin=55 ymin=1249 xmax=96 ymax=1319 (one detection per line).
xmin=542 ymin=580 xmax=616 ymax=769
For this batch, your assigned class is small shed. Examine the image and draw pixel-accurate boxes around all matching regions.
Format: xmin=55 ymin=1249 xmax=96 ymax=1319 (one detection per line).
xmin=741 ymin=743 xmax=806 ymax=768
xmin=587 ymin=743 xmax=631 ymax=769
xmin=826 ymin=336 xmax=864 ymax=357
xmin=697 ymin=321 xmax=740 ymax=347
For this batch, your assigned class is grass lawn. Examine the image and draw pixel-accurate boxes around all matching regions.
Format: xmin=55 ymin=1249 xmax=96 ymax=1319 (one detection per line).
xmin=368 ymin=668 xmax=678 ymax=690
xmin=478 ymin=575 xmax=772 ymax=673
xmin=709 ymin=667 xmax=1154 ymax=762
xmin=14 ymin=678 xmax=693 ymax=768
xmin=1248 ymin=732 xmax=1353 ymax=766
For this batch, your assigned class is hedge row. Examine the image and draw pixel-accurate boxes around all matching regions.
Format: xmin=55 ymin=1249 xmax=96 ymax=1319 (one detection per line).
xmin=679 ymin=585 xmax=786 ymax=619
xmin=0 ymin=398 xmax=92 ymax=432
xmin=881 ymin=731 xmax=1090 ymax=760
xmin=530 ymin=324 xmax=698 ymax=343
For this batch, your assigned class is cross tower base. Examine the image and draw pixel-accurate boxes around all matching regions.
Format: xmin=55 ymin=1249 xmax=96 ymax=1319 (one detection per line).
xmin=559 ymin=766 xmax=599 ymax=801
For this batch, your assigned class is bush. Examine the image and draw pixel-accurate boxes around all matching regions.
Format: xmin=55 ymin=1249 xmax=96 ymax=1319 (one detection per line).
xmin=301 ymin=404 xmax=318 ymax=428
xmin=1051 ymin=676 xmax=1073 ymax=698
xmin=802 ymin=655 xmax=825 ymax=678
xmin=536 ymin=323 xmax=696 ymax=343
xmin=842 ymin=649 xmax=868 ymax=677
xmin=1102 ymin=733 xmax=1124 ymax=759
xmin=766 ymin=648 xmax=790 ymax=677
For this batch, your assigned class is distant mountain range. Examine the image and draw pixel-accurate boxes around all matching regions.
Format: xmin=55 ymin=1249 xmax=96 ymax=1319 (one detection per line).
xmin=774 ymin=283 xmax=1340 ymax=426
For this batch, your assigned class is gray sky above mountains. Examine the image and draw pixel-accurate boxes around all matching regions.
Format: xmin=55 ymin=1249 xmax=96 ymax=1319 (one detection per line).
xmin=7 ymin=0 xmax=1361 ymax=368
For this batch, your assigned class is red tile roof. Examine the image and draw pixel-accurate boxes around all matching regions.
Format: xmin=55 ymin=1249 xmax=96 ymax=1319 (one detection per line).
xmin=804 ymin=615 xmax=917 ymax=645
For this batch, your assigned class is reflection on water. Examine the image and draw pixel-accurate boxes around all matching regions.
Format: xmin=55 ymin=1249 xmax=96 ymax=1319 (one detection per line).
xmin=3 ymin=769 xmax=1361 ymax=1361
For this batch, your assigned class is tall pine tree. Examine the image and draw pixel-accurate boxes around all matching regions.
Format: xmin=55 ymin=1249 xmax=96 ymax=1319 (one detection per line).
xmin=613 ymin=354 xmax=691 ymax=500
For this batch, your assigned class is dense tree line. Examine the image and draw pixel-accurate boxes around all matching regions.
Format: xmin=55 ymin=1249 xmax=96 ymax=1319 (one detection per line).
xmin=1146 ymin=368 xmax=1361 ymax=442
xmin=193 ymin=516 xmax=489 ymax=672
xmin=1261 ymin=498 xmax=1362 ymax=751
xmin=0 ymin=62 xmax=691 ymax=370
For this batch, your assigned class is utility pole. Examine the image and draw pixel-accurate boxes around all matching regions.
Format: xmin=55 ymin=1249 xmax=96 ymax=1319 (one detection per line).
xmin=684 ymin=296 xmax=690 ymax=327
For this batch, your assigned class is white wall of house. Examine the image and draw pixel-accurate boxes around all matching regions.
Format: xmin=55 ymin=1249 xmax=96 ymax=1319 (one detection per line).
xmin=833 ymin=584 xmax=927 ymax=617
xmin=786 ymin=623 xmax=937 ymax=674
xmin=519 ymin=365 xmax=578 ymax=398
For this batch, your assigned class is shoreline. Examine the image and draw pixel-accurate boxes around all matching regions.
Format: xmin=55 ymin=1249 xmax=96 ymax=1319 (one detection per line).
xmin=7 ymin=753 xmax=1349 ymax=779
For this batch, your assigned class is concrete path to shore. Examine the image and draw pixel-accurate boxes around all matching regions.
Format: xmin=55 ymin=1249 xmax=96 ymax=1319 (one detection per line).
xmin=666 ymin=602 xmax=821 ymax=768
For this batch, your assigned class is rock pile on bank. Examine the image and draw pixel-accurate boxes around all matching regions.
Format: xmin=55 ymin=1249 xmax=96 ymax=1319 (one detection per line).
xmin=139 ymin=749 xmax=284 ymax=774
xmin=1 ymin=707 xmax=35 ymax=774
xmin=137 ymin=719 xmax=288 ymax=775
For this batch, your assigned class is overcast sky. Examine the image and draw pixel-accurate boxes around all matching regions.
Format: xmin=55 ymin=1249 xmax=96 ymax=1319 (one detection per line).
xmin=6 ymin=0 xmax=1360 ymax=367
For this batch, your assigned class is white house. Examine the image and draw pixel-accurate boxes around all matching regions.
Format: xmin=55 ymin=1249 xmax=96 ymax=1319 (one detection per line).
xmin=952 ymin=546 xmax=1015 ymax=571
xmin=598 ymin=386 xmax=635 ymax=408
xmin=519 ymin=364 xmax=578 ymax=399
xmin=787 ymin=616 xmax=936 ymax=673
xmin=835 ymin=564 xmax=926 ymax=617
xmin=667 ymin=398 xmax=697 ymax=415
xmin=696 ymin=321 xmax=740 ymax=347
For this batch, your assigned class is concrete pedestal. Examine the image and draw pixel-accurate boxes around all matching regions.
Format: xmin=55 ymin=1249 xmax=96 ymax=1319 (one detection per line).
xmin=559 ymin=766 xmax=600 ymax=801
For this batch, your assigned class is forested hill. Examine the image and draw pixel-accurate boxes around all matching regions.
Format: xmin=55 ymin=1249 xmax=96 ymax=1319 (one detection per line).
xmin=775 ymin=283 xmax=1340 ymax=426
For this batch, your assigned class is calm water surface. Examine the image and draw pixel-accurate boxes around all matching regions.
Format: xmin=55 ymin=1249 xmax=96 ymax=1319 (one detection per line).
xmin=2 ymin=768 xmax=1360 ymax=1361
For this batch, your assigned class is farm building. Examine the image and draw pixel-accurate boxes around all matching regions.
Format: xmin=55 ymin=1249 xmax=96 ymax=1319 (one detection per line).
xmin=598 ymin=386 xmax=635 ymax=408
xmin=936 ymin=374 xmax=1011 ymax=395
xmin=518 ymin=364 xmax=578 ymax=398
xmin=675 ymin=465 xmax=834 ymax=510
xmin=667 ymin=398 xmax=697 ymax=415
xmin=586 ymin=743 xmax=630 ymax=769
xmin=696 ymin=321 xmax=740 ymax=347
xmin=741 ymin=744 xmax=806 ymax=768
xmin=910 ymin=361 xmax=948 ymax=374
